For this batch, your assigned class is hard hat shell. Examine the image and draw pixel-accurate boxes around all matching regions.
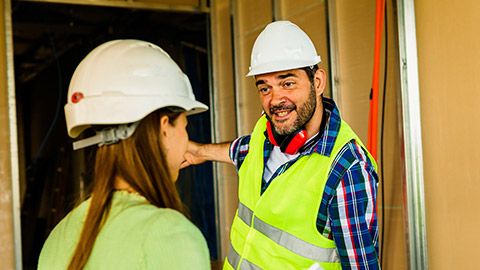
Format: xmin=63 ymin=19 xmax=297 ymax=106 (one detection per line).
xmin=65 ymin=39 xmax=208 ymax=138
xmin=246 ymin=21 xmax=321 ymax=77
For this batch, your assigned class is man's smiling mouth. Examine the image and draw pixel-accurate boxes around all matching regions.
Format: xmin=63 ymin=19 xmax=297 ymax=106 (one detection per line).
xmin=276 ymin=111 xmax=289 ymax=117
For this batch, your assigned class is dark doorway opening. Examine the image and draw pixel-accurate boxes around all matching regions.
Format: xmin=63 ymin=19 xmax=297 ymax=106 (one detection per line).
xmin=12 ymin=1 xmax=216 ymax=268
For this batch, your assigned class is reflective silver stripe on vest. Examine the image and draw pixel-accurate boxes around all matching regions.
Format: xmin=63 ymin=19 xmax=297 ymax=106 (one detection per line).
xmin=227 ymin=242 xmax=262 ymax=270
xmin=238 ymin=202 xmax=253 ymax=226
xmin=253 ymin=216 xmax=340 ymax=263
xmin=227 ymin=242 xmax=241 ymax=269
xmin=239 ymin=259 xmax=263 ymax=270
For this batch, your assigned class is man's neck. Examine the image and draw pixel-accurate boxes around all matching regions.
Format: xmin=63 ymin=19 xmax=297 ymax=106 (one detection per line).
xmin=304 ymin=98 xmax=324 ymax=139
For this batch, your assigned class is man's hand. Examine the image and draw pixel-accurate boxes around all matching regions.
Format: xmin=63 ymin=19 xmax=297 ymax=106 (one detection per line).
xmin=181 ymin=141 xmax=233 ymax=169
xmin=181 ymin=141 xmax=206 ymax=168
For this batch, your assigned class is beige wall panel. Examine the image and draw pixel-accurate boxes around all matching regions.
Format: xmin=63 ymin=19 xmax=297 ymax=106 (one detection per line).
xmin=335 ymin=0 xmax=375 ymax=143
xmin=379 ymin=206 xmax=405 ymax=268
xmin=219 ymin=173 xmax=238 ymax=244
xmin=233 ymin=0 xmax=272 ymax=136
xmin=236 ymin=0 xmax=272 ymax=35
xmin=210 ymin=0 xmax=237 ymax=142
xmin=210 ymin=0 xmax=239 ymax=262
xmin=378 ymin=96 xmax=406 ymax=267
xmin=0 ymin=2 xmax=15 ymax=269
xmin=379 ymin=2 xmax=407 ymax=269
xmin=335 ymin=1 xmax=406 ymax=268
xmin=276 ymin=0 xmax=331 ymax=97
xmin=131 ymin=0 xmax=199 ymax=6
xmin=378 ymin=68 xmax=406 ymax=268
xmin=415 ymin=0 xmax=480 ymax=268
xmin=277 ymin=0 xmax=321 ymax=11
xmin=236 ymin=32 xmax=262 ymax=136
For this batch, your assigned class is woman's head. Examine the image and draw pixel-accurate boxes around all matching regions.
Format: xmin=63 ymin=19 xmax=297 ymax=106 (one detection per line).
xmin=68 ymin=108 xmax=187 ymax=270
xmin=65 ymin=39 xmax=207 ymax=270
xmin=95 ymin=107 xmax=186 ymax=210
xmin=64 ymin=39 xmax=209 ymax=200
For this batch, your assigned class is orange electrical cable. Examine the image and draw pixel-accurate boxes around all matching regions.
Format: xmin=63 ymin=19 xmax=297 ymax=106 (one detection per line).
xmin=368 ymin=0 xmax=385 ymax=161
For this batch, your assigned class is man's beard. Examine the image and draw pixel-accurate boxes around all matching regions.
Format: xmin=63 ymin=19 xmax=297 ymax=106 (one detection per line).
xmin=266 ymin=84 xmax=317 ymax=135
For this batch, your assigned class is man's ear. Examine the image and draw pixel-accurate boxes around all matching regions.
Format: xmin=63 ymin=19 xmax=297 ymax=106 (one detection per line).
xmin=314 ymin=68 xmax=327 ymax=96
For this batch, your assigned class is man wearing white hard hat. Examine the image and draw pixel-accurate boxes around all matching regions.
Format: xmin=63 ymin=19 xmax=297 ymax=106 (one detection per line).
xmin=184 ymin=21 xmax=379 ymax=269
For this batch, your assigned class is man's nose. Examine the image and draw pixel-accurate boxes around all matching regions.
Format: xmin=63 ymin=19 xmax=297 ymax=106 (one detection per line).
xmin=270 ymin=87 xmax=286 ymax=106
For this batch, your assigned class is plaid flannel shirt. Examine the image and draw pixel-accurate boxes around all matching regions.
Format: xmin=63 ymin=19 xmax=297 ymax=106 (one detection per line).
xmin=229 ymin=97 xmax=379 ymax=269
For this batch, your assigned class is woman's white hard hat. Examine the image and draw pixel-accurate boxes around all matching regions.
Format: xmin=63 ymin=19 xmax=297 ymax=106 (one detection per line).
xmin=65 ymin=39 xmax=208 ymax=139
xmin=247 ymin=21 xmax=321 ymax=77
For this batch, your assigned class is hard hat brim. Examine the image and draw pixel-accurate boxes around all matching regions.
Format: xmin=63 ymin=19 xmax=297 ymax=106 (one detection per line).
xmin=65 ymin=95 xmax=208 ymax=138
xmin=246 ymin=57 xmax=321 ymax=77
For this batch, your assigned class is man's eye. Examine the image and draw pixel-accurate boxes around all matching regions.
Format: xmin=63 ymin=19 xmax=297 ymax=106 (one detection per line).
xmin=259 ymin=87 xmax=268 ymax=93
xmin=284 ymin=82 xmax=294 ymax=87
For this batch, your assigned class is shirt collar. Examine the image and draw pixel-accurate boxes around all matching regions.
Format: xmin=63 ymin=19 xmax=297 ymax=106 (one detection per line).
xmin=306 ymin=97 xmax=342 ymax=157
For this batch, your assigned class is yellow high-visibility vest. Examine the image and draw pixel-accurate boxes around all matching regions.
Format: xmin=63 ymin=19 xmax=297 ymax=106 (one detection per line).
xmin=224 ymin=115 xmax=376 ymax=270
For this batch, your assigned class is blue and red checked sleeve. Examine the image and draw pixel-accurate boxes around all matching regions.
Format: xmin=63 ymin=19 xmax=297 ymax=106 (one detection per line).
xmin=327 ymin=141 xmax=379 ymax=269
xmin=229 ymin=135 xmax=251 ymax=171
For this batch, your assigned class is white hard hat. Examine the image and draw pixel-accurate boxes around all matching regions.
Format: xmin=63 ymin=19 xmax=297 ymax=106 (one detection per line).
xmin=246 ymin=21 xmax=321 ymax=77
xmin=65 ymin=39 xmax=208 ymax=140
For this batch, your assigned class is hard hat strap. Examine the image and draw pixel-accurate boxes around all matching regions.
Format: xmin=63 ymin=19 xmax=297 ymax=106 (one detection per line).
xmin=72 ymin=121 xmax=140 ymax=150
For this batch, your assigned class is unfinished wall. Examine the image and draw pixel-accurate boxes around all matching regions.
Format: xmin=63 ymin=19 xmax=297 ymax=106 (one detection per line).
xmin=210 ymin=0 xmax=238 ymax=262
xmin=0 ymin=1 xmax=16 ymax=269
xmin=139 ymin=0 xmax=199 ymax=5
xmin=334 ymin=0 xmax=406 ymax=268
xmin=415 ymin=0 xmax=480 ymax=268
xmin=232 ymin=0 xmax=272 ymax=136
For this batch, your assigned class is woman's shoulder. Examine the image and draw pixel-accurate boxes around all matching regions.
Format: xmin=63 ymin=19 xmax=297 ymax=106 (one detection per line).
xmin=144 ymin=207 xmax=201 ymax=238
xmin=110 ymin=191 xmax=186 ymax=223
xmin=38 ymin=199 xmax=91 ymax=270
xmin=140 ymin=208 xmax=210 ymax=269
xmin=110 ymin=192 xmax=204 ymax=243
xmin=112 ymin=193 xmax=210 ymax=269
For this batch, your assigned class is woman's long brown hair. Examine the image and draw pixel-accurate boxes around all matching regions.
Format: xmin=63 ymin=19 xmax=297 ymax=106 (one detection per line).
xmin=67 ymin=108 xmax=184 ymax=270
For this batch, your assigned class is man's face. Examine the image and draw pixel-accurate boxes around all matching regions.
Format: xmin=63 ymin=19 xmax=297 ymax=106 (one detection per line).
xmin=255 ymin=69 xmax=318 ymax=135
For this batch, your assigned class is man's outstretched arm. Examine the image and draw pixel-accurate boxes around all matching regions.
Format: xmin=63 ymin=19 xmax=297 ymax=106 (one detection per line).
xmin=181 ymin=141 xmax=232 ymax=168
